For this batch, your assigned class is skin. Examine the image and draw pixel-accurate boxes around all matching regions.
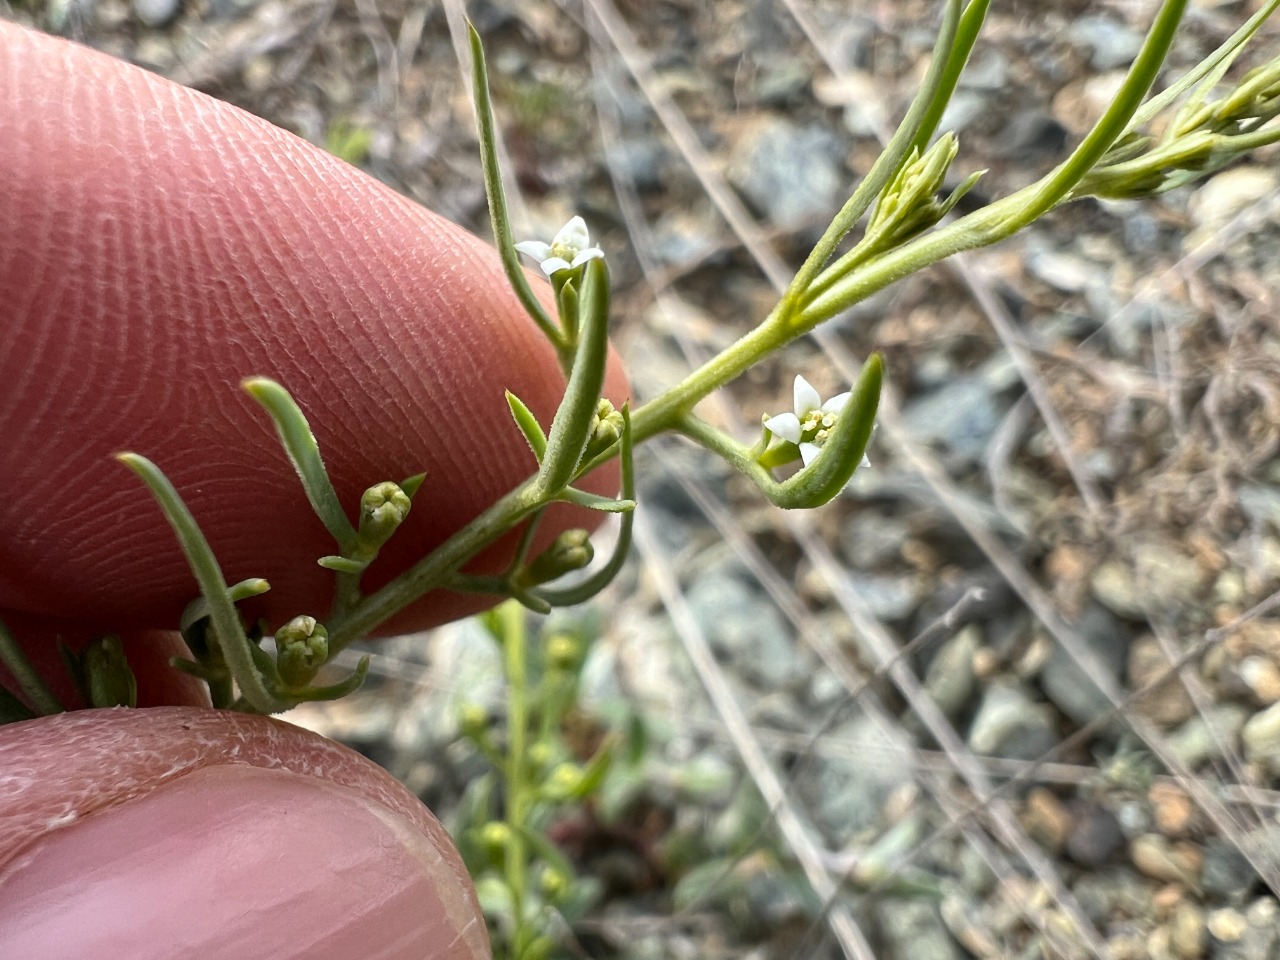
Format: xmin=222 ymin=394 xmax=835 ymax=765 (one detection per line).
xmin=0 ymin=18 xmax=627 ymax=957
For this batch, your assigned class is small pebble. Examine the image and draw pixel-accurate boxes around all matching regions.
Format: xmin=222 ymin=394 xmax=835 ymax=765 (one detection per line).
xmin=1147 ymin=926 xmax=1173 ymax=960
xmin=133 ymin=0 xmax=181 ymax=27
xmin=1242 ymin=700 xmax=1280 ymax=776
xmin=1065 ymin=801 xmax=1124 ymax=867
xmin=1128 ymin=636 xmax=1196 ymax=726
xmin=1131 ymin=834 xmax=1202 ymax=885
xmin=1170 ymin=903 xmax=1206 ymax=960
xmin=1207 ymin=907 xmax=1248 ymax=943
xmin=1240 ymin=655 xmax=1280 ymax=704
xmin=1149 ymin=781 xmax=1195 ymax=837
xmin=1199 ymin=839 xmax=1256 ymax=899
xmin=1023 ymin=787 xmax=1071 ymax=852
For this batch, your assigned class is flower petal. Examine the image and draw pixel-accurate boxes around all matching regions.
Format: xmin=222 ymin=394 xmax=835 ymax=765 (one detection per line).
xmin=799 ymin=443 xmax=821 ymax=466
xmin=570 ymin=247 xmax=605 ymax=267
xmin=821 ymin=391 xmax=851 ymax=415
xmin=793 ymin=376 xmax=821 ymax=417
xmin=540 ymin=257 xmax=573 ymax=276
xmin=553 ymin=216 xmax=591 ymax=251
xmin=514 ymin=240 xmax=553 ymax=260
xmin=762 ymin=412 xmax=801 ymax=443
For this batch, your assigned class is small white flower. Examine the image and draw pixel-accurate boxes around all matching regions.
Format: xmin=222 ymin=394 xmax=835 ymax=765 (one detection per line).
xmin=514 ymin=216 xmax=605 ymax=277
xmin=763 ymin=375 xmax=871 ymax=468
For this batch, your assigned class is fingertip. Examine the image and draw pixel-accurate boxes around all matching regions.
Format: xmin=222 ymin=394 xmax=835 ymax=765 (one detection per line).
xmin=0 ymin=709 xmax=487 ymax=959
xmin=0 ymin=20 xmax=628 ymax=633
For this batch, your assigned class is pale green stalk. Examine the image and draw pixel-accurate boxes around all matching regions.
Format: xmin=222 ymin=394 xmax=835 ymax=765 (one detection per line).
xmin=498 ymin=601 xmax=533 ymax=955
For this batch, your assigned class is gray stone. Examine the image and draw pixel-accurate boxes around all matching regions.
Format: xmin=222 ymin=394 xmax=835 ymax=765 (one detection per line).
xmin=1238 ymin=483 xmax=1280 ymax=533
xmin=1065 ymin=801 xmax=1124 ymax=868
xmin=877 ymin=898 xmax=962 ymax=960
xmin=133 ymin=0 xmax=181 ymax=26
xmin=1200 ymin=838 xmax=1256 ymax=900
xmin=1025 ymin=247 xmax=1097 ymax=294
xmin=840 ymin=571 xmax=924 ymax=623
xmin=727 ymin=117 xmax=845 ymax=230
xmin=686 ymin=569 xmax=804 ymax=688
xmin=807 ymin=713 xmax=914 ymax=842
xmin=1038 ymin=603 xmax=1128 ymax=733
xmin=1242 ymin=700 xmax=1280 ymax=777
xmin=1168 ymin=704 xmax=1249 ymax=770
xmin=902 ymin=371 xmax=1010 ymax=465
xmin=840 ymin=510 xmax=908 ymax=569
xmin=923 ymin=625 xmax=980 ymax=719
xmin=649 ymin=206 xmax=720 ymax=267
xmin=1068 ymin=15 xmax=1144 ymax=70
xmin=967 ymin=682 xmax=1058 ymax=761
xmin=1072 ymin=868 xmax=1155 ymax=926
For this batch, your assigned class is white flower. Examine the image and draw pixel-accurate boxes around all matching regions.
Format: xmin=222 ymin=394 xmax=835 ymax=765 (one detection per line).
xmin=763 ymin=375 xmax=871 ymax=468
xmin=514 ymin=216 xmax=604 ymax=277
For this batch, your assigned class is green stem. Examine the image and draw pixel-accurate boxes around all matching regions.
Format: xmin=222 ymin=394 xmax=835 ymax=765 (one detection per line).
xmin=499 ymin=602 xmax=532 ymax=953
xmin=325 ymin=484 xmax=541 ymax=650
xmin=0 ymin=617 xmax=64 ymax=716
xmin=779 ymin=0 xmax=967 ymax=317
xmin=989 ymin=0 xmax=1187 ymax=231
xmin=467 ymin=23 xmax=567 ymax=366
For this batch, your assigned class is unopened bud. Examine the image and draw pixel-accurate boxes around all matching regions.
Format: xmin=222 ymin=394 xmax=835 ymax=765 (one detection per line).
xmin=583 ymin=399 xmax=626 ymax=460
xmin=545 ymin=632 xmax=584 ymax=672
xmin=458 ymin=703 xmax=490 ymax=739
xmin=275 ymin=615 xmax=329 ymax=687
xmin=544 ymin=762 xmax=585 ymax=800
xmin=357 ymin=481 xmax=412 ymax=552
xmin=83 ymin=635 xmax=137 ymax=708
xmin=539 ymin=865 xmax=570 ymax=901
xmin=479 ymin=821 xmax=513 ymax=863
xmin=523 ymin=529 xmax=594 ymax=587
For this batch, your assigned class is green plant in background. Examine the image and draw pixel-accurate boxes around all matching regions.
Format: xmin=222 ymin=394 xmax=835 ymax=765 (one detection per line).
xmin=324 ymin=118 xmax=374 ymax=168
xmin=453 ymin=602 xmax=618 ymax=960
xmin=3 ymin=2 xmax=1280 ymax=916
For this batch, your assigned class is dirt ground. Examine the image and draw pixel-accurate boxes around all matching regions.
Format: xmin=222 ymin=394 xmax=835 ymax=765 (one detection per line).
xmin=9 ymin=0 xmax=1280 ymax=957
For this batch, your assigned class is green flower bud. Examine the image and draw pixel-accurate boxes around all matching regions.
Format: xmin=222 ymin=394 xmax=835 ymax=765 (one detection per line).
xmin=544 ymin=632 xmax=584 ymax=672
xmin=357 ymin=481 xmax=412 ymax=552
xmin=82 ymin=635 xmax=137 ymax=708
xmin=527 ymin=741 xmax=554 ymax=775
xmin=274 ymin=615 xmax=329 ymax=687
xmin=522 ymin=529 xmax=594 ymax=587
xmin=479 ymin=821 xmax=513 ymax=862
xmin=583 ymin=398 xmax=625 ymax=461
xmin=544 ymin=762 xmax=585 ymax=800
xmin=458 ymin=703 xmax=490 ymax=739
xmin=538 ymin=865 xmax=570 ymax=902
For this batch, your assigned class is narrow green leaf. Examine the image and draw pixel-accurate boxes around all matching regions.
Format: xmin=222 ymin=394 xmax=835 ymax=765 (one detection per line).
xmin=537 ymin=257 xmax=612 ymax=495
xmin=116 ymin=453 xmax=286 ymax=713
xmin=0 ymin=687 xmax=36 ymax=725
xmin=539 ymin=405 xmax=636 ymax=607
xmin=467 ymin=22 xmax=563 ymax=354
xmin=179 ymin=578 xmax=271 ymax=636
xmin=557 ymin=488 xmax=636 ymax=513
xmin=1130 ymin=0 xmax=1280 ymax=132
xmin=400 ymin=472 xmax=427 ymax=499
xmin=782 ymin=0 xmax=969 ymax=311
xmin=318 ymin=555 xmax=369 ymax=574
xmin=283 ymin=656 xmax=370 ymax=702
xmin=242 ymin=378 xmax=358 ymax=552
xmin=506 ymin=390 xmax=548 ymax=461
xmin=0 ymin=616 xmax=63 ymax=716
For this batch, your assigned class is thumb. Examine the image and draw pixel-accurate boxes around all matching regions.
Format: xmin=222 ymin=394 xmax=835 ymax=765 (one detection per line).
xmin=0 ymin=707 xmax=488 ymax=959
xmin=0 ymin=19 xmax=626 ymax=637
